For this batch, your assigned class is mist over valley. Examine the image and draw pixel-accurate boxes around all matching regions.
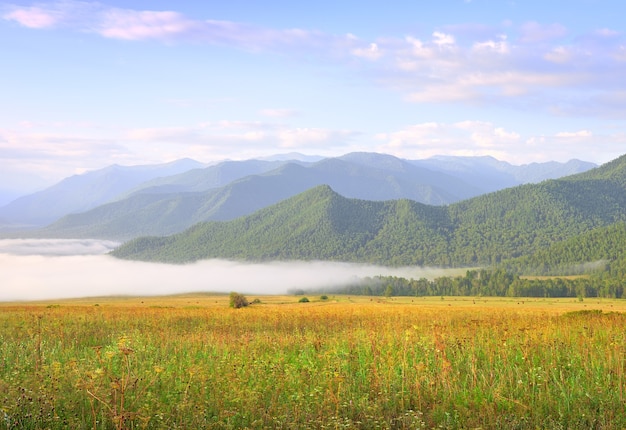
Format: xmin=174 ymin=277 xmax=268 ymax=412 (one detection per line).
xmin=0 ymin=239 xmax=458 ymax=301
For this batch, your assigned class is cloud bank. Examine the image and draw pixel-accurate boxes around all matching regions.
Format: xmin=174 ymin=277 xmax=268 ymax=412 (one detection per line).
xmin=3 ymin=118 xmax=622 ymax=188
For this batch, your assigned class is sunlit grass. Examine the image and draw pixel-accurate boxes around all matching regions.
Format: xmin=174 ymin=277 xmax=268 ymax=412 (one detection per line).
xmin=1 ymin=295 xmax=625 ymax=428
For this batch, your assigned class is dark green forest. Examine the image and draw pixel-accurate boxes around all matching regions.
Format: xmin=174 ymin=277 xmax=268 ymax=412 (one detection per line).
xmin=307 ymin=220 xmax=626 ymax=298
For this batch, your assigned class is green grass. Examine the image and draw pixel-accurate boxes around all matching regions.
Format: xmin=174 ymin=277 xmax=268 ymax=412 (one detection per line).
xmin=1 ymin=296 xmax=626 ymax=429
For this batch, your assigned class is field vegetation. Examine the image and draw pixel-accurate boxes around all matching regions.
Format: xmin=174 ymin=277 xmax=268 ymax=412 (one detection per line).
xmin=1 ymin=294 xmax=626 ymax=429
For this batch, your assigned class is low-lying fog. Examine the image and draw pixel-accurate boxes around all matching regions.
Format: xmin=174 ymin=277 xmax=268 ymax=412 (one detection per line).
xmin=0 ymin=239 xmax=454 ymax=301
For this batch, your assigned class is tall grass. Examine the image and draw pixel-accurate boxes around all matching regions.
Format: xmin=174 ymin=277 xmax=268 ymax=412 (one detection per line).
xmin=1 ymin=298 xmax=625 ymax=428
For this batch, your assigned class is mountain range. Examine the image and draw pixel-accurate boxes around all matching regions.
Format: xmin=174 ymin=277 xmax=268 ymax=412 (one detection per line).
xmin=0 ymin=152 xmax=595 ymax=239
xmin=0 ymin=158 xmax=205 ymax=229
xmin=111 ymin=153 xmax=626 ymax=269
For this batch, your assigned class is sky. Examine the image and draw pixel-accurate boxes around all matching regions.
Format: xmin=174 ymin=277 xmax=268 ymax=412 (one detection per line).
xmin=2 ymin=0 xmax=626 ymax=191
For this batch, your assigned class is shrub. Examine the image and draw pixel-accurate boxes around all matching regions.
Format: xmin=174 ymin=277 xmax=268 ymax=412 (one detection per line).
xmin=320 ymin=295 xmax=328 ymax=300
xmin=298 ymin=297 xmax=310 ymax=303
xmin=229 ymin=292 xmax=249 ymax=309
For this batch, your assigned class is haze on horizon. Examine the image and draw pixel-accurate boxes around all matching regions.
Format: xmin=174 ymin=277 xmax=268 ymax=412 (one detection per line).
xmin=1 ymin=0 xmax=626 ymax=193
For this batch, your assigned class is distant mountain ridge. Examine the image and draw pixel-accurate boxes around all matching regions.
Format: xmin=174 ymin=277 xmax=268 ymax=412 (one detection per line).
xmin=0 ymin=152 xmax=596 ymax=237
xmin=0 ymin=158 xmax=205 ymax=228
xmin=35 ymin=157 xmax=476 ymax=240
xmin=412 ymin=156 xmax=597 ymax=193
xmin=31 ymin=153 xmax=594 ymax=241
xmin=116 ymin=159 xmax=292 ymax=198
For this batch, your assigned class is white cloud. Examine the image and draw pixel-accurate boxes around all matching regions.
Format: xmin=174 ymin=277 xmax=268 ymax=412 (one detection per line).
xmin=98 ymin=9 xmax=196 ymax=40
xmin=472 ymin=35 xmax=509 ymax=54
xmin=2 ymin=1 xmax=100 ymax=30
xmin=126 ymin=126 xmax=202 ymax=142
xmin=277 ymin=128 xmax=354 ymax=148
xmin=352 ymin=42 xmax=382 ymax=60
xmin=432 ymin=31 xmax=456 ymax=48
xmin=372 ymin=121 xmax=609 ymax=163
xmin=406 ymin=69 xmax=575 ymax=103
xmin=544 ymin=46 xmax=573 ymax=64
xmin=555 ymin=130 xmax=593 ymax=139
xmin=0 ymin=124 xmax=131 ymax=182
xmin=453 ymin=121 xmax=522 ymax=147
xmin=2 ymin=116 xmax=623 ymax=188
xmin=259 ymin=108 xmax=298 ymax=118
xmin=2 ymin=1 xmax=324 ymax=51
xmin=123 ymin=122 xmax=358 ymax=159
xmin=494 ymin=127 xmax=521 ymax=140
xmin=374 ymin=26 xmax=608 ymax=108
xmin=407 ymin=84 xmax=477 ymax=103
xmin=405 ymin=36 xmax=435 ymax=59
xmin=2 ymin=5 xmax=60 ymax=28
xmin=374 ymin=25 xmax=626 ymax=116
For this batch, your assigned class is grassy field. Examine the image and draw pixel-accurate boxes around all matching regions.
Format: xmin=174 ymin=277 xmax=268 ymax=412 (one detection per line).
xmin=1 ymin=294 xmax=626 ymax=429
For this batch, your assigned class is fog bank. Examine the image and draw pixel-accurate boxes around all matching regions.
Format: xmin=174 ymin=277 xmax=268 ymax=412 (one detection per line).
xmin=0 ymin=239 xmax=453 ymax=301
xmin=0 ymin=238 xmax=119 ymax=256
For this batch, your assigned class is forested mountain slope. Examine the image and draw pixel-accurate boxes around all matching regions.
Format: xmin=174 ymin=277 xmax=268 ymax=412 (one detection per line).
xmin=501 ymin=222 xmax=626 ymax=275
xmin=112 ymin=154 xmax=626 ymax=266
xmin=111 ymin=185 xmax=451 ymax=264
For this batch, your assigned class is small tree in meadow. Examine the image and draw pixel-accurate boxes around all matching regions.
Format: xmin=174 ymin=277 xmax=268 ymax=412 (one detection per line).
xmin=229 ymin=292 xmax=249 ymax=309
xmin=384 ymin=284 xmax=394 ymax=298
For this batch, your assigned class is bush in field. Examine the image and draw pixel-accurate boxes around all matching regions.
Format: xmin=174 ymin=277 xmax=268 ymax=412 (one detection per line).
xmin=298 ymin=297 xmax=310 ymax=303
xmin=320 ymin=295 xmax=328 ymax=300
xmin=229 ymin=292 xmax=249 ymax=308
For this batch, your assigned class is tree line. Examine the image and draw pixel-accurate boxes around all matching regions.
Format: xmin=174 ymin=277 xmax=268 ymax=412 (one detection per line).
xmin=316 ymin=267 xmax=625 ymax=299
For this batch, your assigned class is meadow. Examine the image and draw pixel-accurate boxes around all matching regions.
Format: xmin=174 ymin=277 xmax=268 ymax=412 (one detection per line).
xmin=1 ymin=294 xmax=626 ymax=429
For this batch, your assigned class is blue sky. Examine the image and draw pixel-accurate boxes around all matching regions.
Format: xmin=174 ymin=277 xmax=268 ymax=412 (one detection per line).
xmin=2 ymin=0 xmax=626 ymax=190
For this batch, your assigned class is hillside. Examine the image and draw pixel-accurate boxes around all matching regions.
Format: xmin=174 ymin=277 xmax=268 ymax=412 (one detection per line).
xmin=112 ymin=154 xmax=626 ymax=266
xmin=501 ymin=222 xmax=626 ymax=275
xmin=111 ymin=186 xmax=451 ymax=264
